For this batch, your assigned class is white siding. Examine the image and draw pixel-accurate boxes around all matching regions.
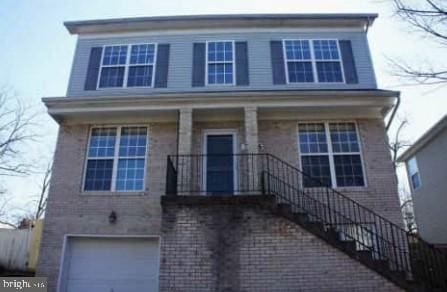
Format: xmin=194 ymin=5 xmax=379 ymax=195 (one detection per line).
xmin=67 ymin=30 xmax=377 ymax=97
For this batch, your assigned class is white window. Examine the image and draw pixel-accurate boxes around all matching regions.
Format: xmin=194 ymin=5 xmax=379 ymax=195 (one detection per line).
xmin=98 ymin=44 xmax=157 ymax=88
xmin=298 ymin=122 xmax=365 ymax=188
xmin=283 ymin=39 xmax=344 ymax=83
xmin=407 ymin=157 xmax=422 ymax=190
xmin=206 ymin=41 xmax=235 ymax=85
xmin=84 ymin=126 xmax=148 ymax=191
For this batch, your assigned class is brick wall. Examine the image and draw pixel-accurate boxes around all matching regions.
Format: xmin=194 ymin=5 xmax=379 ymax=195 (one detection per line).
xmin=258 ymin=118 xmax=403 ymax=227
xmin=160 ymin=196 xmax=403 ymax=292
xmin=36 ymin=122 xmax=177 ymax=291
xmin=37 ymin=117 xmax=403 ymax=291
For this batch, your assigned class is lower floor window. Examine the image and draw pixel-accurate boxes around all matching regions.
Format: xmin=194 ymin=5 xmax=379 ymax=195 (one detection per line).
xmin=84 ymin=126 xmax=148 ymax=191
xmin=299 ymin=122 xmax=365 ymax=188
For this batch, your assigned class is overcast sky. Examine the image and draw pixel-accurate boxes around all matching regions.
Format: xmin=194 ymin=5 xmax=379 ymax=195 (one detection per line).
xmin=0 ymin=0 xmax=445 ymax=219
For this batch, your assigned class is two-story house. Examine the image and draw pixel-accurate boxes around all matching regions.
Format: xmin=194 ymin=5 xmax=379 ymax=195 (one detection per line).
xmin=38 ymin=14 xmax=447 ymax=292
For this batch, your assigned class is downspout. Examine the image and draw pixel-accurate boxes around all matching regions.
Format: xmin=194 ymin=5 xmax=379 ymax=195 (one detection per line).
xmin=175 ymin=110 xmax=180 ymax=155
xmin=386 ymin=92 xmax=401 ymax=131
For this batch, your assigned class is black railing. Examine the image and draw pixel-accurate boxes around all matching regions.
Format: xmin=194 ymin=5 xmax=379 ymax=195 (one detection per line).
xmin=165 ymin=153 xmax=447 ymax=290
xmin=166 ymin=154 xmax=263 ymax=195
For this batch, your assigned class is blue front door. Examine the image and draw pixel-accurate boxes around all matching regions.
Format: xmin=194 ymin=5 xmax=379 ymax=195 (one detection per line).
xmin=206 ymin=134 xmax=234 ymax=195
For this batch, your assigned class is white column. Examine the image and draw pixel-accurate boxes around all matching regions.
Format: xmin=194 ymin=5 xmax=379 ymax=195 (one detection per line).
xmin=244 ymin=106 xmax=259 ymax=154
xmin=178 ymin=108 xmax=193 ymax=155
xmin=244 ymin=106 xmax=259 ymax=192
xmin=177 ymin=108 xmax=193 ymax=194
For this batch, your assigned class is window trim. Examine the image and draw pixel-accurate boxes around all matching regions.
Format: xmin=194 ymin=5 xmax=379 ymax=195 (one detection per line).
xmin=205 ymin=40 xmax=236 ymax=86
xmin=82 ymin=125 xmax=150 ymax=193
xmin=96 ymin=43 xmax=158 ymax=90
xmin=283 ymin=39 xmax=346 ymax=84
xmin=407 ymin=156 xmax=422 ymax=191
xmin=297 ymin=121 xmax=367 ymax=188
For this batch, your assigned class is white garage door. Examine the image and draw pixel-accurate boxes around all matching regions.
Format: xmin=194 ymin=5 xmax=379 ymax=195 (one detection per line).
xmin=62 ymin=237 xmax=159 ymax=292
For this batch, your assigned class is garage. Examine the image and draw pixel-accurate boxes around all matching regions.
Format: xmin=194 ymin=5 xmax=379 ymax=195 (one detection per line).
xmin=59 ymin=237 xmax=159 ymax=292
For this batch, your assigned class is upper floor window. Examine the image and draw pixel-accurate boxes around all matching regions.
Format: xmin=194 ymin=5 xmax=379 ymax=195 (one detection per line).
xmin=407 ymin=157 xmax=421 ymax=190
xmin=284 ymin=39 xmax=344 ymax=84
xmin=98 ymin=44 xmax=156 ymax=88
xmin=298 ymin=122 xmax=365 ymax=188
xmin=84 ymin=126 xmax=148 ymax=192
xmin=206 ymin=41 xmax=235 ymax=85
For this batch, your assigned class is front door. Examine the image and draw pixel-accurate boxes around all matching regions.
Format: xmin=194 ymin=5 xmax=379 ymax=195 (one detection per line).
xmin=205 ymin=133 xmax=235 ymax=195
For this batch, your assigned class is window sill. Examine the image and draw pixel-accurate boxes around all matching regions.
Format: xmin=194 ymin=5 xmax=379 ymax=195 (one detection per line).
xmin=333 ymin=186 xmax=369 ymax=193
xmin=80 ymin=190 xmax=150 ymax=197
xmin=96 ymin=86 xmax=155 ymax=90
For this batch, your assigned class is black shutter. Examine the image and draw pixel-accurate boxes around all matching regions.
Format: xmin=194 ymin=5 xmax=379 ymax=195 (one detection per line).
xmin=235 ymin=41 xmax=249 ymax=86
xmin=339 ymin=40 xmax=359 ymax=84
xmin=154 ymin=44 xmax=170 ymax=88
xmin=84 ymin=47 xmax=103 ymax=90
xmin=192 ymin=43 xmax=206 ymax=87
xmin=270 ymin=41 xmax=286 ymax=85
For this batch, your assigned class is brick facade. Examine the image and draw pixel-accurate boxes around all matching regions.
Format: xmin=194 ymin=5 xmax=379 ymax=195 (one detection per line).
xmin=160 ymin=196 xmax=403 ymax=292
xmin=37 ymin=117 xmax=403 ymax=291
xmin=36 ymin=122 xmax=177 ymax=291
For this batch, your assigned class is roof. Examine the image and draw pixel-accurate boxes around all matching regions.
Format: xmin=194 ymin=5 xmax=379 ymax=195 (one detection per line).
xmin=397 ymin=114 xmax=447 ymax=162
xmin=64 ymin=13 xmax=378 ymax=34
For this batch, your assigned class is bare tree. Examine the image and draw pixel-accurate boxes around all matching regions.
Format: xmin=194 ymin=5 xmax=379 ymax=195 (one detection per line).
xmin=34 ymin=163 xmax=51 ymax=220
xmin=388 ymin=117 xmax=413 ymax=170
xmin=389 ymin=0 xmax=447 ymax=85
xmin=400 ymin=188 xmax=417 ymax=233
xmin=0 ymin=195 xmax=17 ymax=228
xmin=0 ymin=87 xmax=39 ymax=228
xmin=0 ymin=88 xmax=37 ymax=177
xmin=386 ymin=117 xmax=417 ymax=232
xmin=0 ymin=163 xmax=52 ymax=228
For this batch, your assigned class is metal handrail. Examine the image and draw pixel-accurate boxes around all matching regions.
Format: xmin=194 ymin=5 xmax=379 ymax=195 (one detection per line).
xmin=165 ymin=153 xmax=447 ymax=290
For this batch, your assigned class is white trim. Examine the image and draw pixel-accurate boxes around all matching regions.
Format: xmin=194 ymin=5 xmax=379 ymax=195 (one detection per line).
xmin=205 ymin=40 xmax=236 ymax=86
xmin=97 ymin=43 xmax=158 ymax=90
xmin=82 ymin=124 xmax=150 ymax=193
xmin=57 ymin=234 xmax=161 ymax=292
xmin=78 ymin=27 xmax=366 ymax=40
xmin=202 ymin=129 xmax=238 ymax=194
xmin=297 ymin=121 xmax=367 ymax=188
xmin=283 ymin=39 xmax=345 ymax=84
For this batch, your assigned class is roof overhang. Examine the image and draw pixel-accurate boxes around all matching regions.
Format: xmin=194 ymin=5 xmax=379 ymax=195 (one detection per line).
xmin=397 ymin=114 xmax=447 ymax=162
xmin=64 ymin=13 xmax=378 ymax=35
xmin=43 ymin=89 xmax=398 ymax=124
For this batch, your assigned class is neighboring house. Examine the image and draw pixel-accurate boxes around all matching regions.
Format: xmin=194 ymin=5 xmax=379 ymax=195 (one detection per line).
xmin=37 ymin=14 xmax=446 ymax=292
xmin=398 ymin=115 xmax=447 ymax=248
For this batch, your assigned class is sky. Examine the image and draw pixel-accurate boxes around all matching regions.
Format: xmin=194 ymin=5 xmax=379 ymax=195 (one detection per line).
xmin=0 ymin=0 xmax=445 ymax=222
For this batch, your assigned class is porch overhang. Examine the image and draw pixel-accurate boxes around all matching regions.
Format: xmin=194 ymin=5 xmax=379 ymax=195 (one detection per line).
xmin=42 ymin=89 xmax=399 ymax=124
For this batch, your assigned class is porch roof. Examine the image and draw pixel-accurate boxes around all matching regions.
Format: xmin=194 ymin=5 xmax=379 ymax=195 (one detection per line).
xmin=43 ymin=89 xmax=399 ymax=124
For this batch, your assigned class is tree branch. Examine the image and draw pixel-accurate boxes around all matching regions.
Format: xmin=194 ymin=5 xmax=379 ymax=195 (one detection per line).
xmin=0 ymin=219 xmax=17 ymax=229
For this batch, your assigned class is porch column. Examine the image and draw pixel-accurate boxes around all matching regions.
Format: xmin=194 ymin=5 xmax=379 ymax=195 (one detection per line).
xmin=244 ymin=106 xmax=259 ymax=154
xmin=178 ymin=108 xmax=193 ymax=155
xmin=177 ymin=108 xmax=193 ymax=194
xmin=244 ymin=106 xmax=259 ymax=192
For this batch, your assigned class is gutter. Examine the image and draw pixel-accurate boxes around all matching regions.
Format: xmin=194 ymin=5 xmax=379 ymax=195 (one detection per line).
xmin=385 ymin=92 xmax=401 ymax=131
